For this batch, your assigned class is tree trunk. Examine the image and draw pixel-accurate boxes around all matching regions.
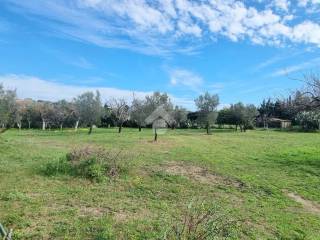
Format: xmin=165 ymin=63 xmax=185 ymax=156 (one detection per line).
xmin=88 ymin=125 xmax=93 ymax=135
xmin=154 ymin=128 xmax=158 ymax=142
xmin=118 ymin=125 xmax=122 ymax=133
xmin=235 ymin=125 xmax=238 ymax=131
xmin=75 ymin=120 xmax=79 ymax=131
xmin=17 ymin=123 xmax=21 ymax=130
xmin=206 ymin=122 xmax=210 ymax=135
xmin=139 ymin=126 xmax=141 ymax=132
xmin=60 ymin=123 xmax=63 ymax=131
xmin=28 ymin=121 xmax=31 ymax=129
xmin=263 ymin=117 xmax=269 ymax=130
xmin=42 ymin=121 xmax=46 ymax=130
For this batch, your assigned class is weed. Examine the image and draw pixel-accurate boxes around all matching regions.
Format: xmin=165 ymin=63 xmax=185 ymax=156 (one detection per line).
xmin=164 ymin=201 xmax=241 ymax=240
xmin=44 ymin=146 xmax=131 ymax=182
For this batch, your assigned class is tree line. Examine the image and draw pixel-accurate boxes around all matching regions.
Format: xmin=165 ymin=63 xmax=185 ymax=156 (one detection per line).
xmin=0 ymin=73 xmax=319 ymax=134
xmin=0 ymin=88 xmax=188 ymax=134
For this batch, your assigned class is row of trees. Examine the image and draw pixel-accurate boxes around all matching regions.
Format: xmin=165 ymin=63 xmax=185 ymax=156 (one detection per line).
xmin=1 ymin=74 xmax=319 ymax=134
xmin=255 ymin=74 xmax=320 ymax=130
xmin=0 ymin=86 xmax=190 ymax=134
xmin=194 ymin=74 xmax=320 ymax=132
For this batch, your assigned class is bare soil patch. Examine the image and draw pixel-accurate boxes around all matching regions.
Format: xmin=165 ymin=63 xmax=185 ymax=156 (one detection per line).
xmin=78 ymin=206 xmax=108 ymax=217
xmin=113 ymin=208 xmax=152 ymax=222
xmin=163 ymin=161 xmax=244 ymax=188
xmin=286 ymin=191 xmax=320 ymax=215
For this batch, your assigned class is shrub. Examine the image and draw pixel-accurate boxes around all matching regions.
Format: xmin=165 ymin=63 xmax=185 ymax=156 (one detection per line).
xmin=45 ymin=146 xmax=130 ymax=182
xmin=164 ymin=201 xmax=241 ymax=240
xmin=44 ymin=158 xmax=72 ymax=176
xmin=296 ymin=111 xmax=320 ymax=131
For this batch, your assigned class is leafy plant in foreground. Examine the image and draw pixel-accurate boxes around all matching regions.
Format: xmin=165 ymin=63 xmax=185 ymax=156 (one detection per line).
xmin=164 ymin=201 xmax=241 ymax=240
xmin=45 ymin=146 xmax=130 ymax=182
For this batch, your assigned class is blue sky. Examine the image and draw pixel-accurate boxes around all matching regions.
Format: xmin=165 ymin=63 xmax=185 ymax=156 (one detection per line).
xmin=1 ymin=0 xmax=320 ymax=110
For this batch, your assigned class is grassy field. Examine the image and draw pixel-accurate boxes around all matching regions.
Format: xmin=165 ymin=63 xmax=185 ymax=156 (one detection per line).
xmin=0 ymin=128 xmax=320 ymax=239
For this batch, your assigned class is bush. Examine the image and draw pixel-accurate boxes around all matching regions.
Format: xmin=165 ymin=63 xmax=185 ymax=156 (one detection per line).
xmin=43 ymin=158 xmax=72 ymax=176
xmin=164 ymin=201 xmax=241 ymax=240
xmin=45 ymin=146 xmax=130 ymax=182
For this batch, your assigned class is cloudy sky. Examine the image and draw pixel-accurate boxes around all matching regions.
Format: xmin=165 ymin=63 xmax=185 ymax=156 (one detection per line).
xmin=1 ymin=0 xmax=320 ymax=109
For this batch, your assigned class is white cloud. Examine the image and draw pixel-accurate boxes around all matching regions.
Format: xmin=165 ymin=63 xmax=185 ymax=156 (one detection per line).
xmin=298 ymin=0 xmax=319 ymax=7
xmin=0 ymin=74 xmax=195 ymax=109
xmin=0 ymin=74 xmax=148 ymax=102
xmin=170 ymin=69 xmax=203 ymax=91
xmin=4 ymin=0 xmax=320 ymax=55
xmin=272 ymin=0 xmax=290 ymax=12
xmin=292 ymin=21 xmax=320 ymax=46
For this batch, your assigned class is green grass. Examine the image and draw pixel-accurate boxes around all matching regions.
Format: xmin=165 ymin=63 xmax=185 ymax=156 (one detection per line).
xmin=0 ymin=128 xmax=320 ymax=239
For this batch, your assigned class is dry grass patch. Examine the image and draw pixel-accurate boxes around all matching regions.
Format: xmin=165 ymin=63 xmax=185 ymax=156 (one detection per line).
xmin=113 ymin=208 xmax=152 ymax=223
xmin=78 ymin=206 xmax=109 ymax=218
xmin=285 ymin=191 xmax=320 ymax=215
xmin=163 ymin=161 xmax=244 ymax=188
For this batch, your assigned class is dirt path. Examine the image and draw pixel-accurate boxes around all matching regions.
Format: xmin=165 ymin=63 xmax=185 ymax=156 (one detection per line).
xmin=286 ymin=192 xmax=320 ymax=215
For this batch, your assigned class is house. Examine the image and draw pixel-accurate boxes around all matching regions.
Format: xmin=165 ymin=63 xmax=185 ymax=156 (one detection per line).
xmin=268 ymin=118 xmax=292 ymax=129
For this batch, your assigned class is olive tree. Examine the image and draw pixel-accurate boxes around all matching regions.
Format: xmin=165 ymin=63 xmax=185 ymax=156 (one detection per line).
xmin=195 ymin=92 xmax=219 ymax=134
xmin=130 ymin=98 xmax=147 ymax=131
xmin=54 ymin=100 xmax=73 ymax=131
xmin=75 ymin=91 xmax=102 ymax=134
xmin=172 ymin=106 xmax=188 ymax=128
xmin=0 ymin=84 xmax=17 ymax=130
xmin=144 ymin=92 xmax=174 ymax=116
xmin=35 ymin=101 xmax=55 ymax=130
xmin=109 ymin=98 xmax=130 ymax=133
xmin=231 ymin=103 xmax=257 ymax=132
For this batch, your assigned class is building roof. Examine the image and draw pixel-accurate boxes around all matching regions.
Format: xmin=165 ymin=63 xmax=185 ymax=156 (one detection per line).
xmin=269 ymin=118 xmax=291 ymax=122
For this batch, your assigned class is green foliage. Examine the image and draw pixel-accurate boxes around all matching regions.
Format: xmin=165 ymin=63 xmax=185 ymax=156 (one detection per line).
xmin=165 ymin=201 xmax=240 ymax=240
xmin=217 ymin=103 xmax=257 ymax=131
xmin=74 ymin=91 xmax=102 ymax=131
xmin=195 ymin=92 xmax=219 ymax=133
xmin=296 ymin=111 xmax=320 ymax=130
xmin=45 ymin=146 xmax=129 ymax=182
xmin=75 ymin=157 xmax=107 ymax=182
xmin=130 ymin=98 xmax=147 ymax=128
xmin=195 ymin=92 xmax=219 ymax=113
xmin=172 ymin=106 xmax=189 ymax=128
xmin=0 ymin=84 xmax=17 ymax=128
xmin=44 ymin=158 xmax=72 ymax=176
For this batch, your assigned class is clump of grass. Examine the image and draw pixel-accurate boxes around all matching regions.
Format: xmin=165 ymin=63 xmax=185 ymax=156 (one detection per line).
xmin=44 ymin=146 xmax=130 ymax=182
xmin=44 ymin=158 xmax=72 ymax=176
xmin=164 ymin=201 xmax=241 ymax=240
